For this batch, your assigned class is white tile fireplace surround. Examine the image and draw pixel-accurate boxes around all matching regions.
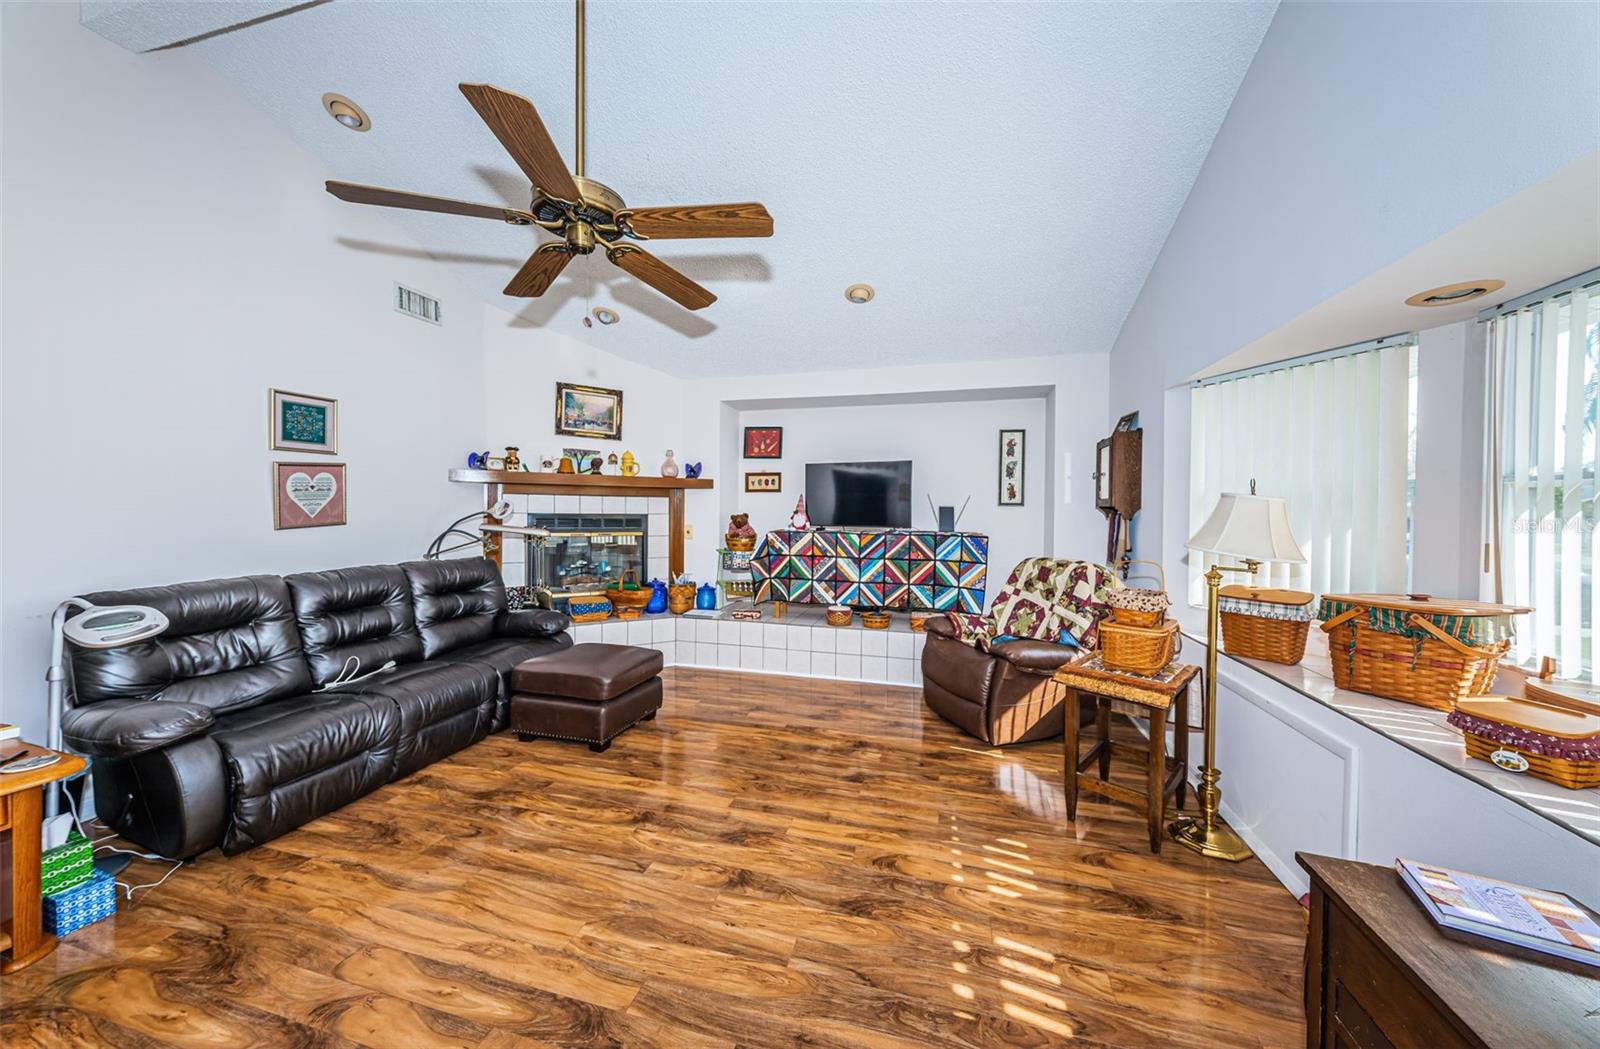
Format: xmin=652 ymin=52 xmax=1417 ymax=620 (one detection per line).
xmin=571 ymin=606 xmax=928 ymax=686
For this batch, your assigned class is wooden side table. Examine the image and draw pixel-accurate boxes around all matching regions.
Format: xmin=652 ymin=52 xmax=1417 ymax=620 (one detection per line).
xmin=1054 ymin=657 xmax=1197 ymax=853
xmin=1 ymin=743 xmax=87 ymax=974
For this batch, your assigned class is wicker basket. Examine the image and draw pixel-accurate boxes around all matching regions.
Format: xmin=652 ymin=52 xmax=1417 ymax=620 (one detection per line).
xmin=1219 ymin=585 xmax=1316 ymax=665
xmin=667 ymin=584 xmax=696 ymax=615
xmin=568 ymin=598 xmax=613 ymax=623
xmin=861 ymin=610 xmax=890 ymax=629
xmin=1450 ymin=694 xmax=1600 ymax=790
xmin=826 ymin=605 xmax=854 ymax=627
xmin=1099 ymin=619 xmax=1181 ymax=676
xmin=1459 ymin=733 xmax=1600 ymax=789
xmin=1108 ymin=560 xmax=1170 ymax=627
xmin=1320 ymin=594 xmax=1526 ymax=711
xmin=607 ymin=569 xmax=654 ymax=611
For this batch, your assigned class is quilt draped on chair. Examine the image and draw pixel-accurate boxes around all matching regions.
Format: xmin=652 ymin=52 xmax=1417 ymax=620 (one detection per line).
xmin=946 ymin=558 xmax=1116 ymax=652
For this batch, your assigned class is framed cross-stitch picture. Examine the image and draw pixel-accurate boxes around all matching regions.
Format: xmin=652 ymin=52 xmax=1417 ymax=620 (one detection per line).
xmin=743 ymin=426 xmax=783 ymax=459
xmin=998 ymin=429 xmax=1025 ymax=505
xmin=269 ymin=389 xmax=338 ymax=454
xmin=556 ymin=382 xmax=623 ymax=439
xmin=273 ymin=462 xmax=347 ymax=529
xmin=744 ymin=471 xmax=782 ymax=493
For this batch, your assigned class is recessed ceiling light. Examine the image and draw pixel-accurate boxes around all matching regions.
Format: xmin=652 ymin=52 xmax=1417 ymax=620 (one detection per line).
xmin=322 ymin=92 xmax=371 ymax=132
xmin=845 ymin=283 xmax=874 ymax=304
xmin=592 ymin=306 xmax=619 ymax=325
xmin=1404 ymin=279 xmax=1505 ymax=307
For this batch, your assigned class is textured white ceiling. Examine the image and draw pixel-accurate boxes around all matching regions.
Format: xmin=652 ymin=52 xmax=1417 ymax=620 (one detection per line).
xmin=182 ymin=1 xmax=1276 ymax=377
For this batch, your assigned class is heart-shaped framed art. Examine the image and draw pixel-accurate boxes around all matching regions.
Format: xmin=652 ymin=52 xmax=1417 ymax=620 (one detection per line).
xmin=273 ymin=462 xmax=347 ymax=529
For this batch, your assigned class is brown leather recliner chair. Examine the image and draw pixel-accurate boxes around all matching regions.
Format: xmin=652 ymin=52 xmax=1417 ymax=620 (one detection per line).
xmin=921 ymin=618 xmax=1089 ymax=745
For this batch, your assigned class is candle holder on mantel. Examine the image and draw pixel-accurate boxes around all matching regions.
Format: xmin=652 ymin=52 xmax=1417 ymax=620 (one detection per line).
xmin=1170 ymin=480 xmax=1305 ymax=862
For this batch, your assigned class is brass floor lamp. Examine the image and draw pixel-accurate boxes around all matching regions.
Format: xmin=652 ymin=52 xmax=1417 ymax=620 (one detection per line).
xmin=1169 ymin=485 xmax=1305 ymax=861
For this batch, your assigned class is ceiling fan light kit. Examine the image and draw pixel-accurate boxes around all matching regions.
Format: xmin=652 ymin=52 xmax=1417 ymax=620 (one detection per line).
xmin=323 ymin=0 xmax=770 ymax=311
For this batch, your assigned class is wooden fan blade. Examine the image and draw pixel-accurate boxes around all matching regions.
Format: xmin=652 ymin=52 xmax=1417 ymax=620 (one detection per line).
xmin=459 ymin=83 xmax=581 ymax=203
xmin=606 ymin=245 xmax=716 ymax=310
xmin=505 ymin=244 xmax=573 ymax=297
xmin=624 ymin=202 xmax=773 ymax=239
xmin=325 ymin=181 xmax=534 ymax=224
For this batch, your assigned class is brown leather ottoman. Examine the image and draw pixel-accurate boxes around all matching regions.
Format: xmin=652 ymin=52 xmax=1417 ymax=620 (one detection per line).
xmin=509 ymin=643 xmax=663 ymax=752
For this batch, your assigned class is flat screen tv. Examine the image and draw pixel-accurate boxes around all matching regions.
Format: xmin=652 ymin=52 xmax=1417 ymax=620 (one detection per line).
xmin=805 ymin=461 xmax=913 ymax=529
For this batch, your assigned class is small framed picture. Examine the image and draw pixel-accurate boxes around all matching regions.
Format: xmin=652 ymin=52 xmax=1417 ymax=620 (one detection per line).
xmin=269 ymin=389 xmax=337 ymax=454
xmin=274 ymin=462 xmax=346 ymax=529
xmin=744 ymin=471 xmax=782 ymax=493
xmin=556 ymin=382 xmax=623 ymax=439
xmin=998 ymin=429 xmax=1025 ymax=506
xmin=743 ymin=426 xmax=783 ymax=459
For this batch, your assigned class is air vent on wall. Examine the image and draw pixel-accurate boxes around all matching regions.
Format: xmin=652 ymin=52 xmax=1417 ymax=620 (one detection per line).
xmin=395 ymin=284 xmax=442 ymax=325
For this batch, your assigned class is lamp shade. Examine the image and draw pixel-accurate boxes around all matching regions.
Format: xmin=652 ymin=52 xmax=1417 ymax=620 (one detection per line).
xmin=1187 ymin=492 xmax=1306 ymax=564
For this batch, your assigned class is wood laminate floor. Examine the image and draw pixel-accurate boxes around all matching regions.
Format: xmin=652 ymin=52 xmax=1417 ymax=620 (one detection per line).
xmin=3 ymin=668 xmax=1306 ymax=1048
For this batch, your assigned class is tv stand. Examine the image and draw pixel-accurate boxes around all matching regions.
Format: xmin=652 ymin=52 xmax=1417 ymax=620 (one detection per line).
xmin=750 ymin=528 xmax=988 ymax=613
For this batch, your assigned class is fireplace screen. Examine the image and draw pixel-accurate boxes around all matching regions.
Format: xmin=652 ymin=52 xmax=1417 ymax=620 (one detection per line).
xmin=525 ymin=514 xmax=647 ymax=599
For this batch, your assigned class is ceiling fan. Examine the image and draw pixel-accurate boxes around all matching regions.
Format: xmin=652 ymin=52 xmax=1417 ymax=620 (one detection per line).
xmin=324 ymin=0 xmax=771 ymax=311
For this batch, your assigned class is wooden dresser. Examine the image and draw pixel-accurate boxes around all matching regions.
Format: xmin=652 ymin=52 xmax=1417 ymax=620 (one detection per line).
xmin=1298 ymin=852 xmax=1599 ymax=1048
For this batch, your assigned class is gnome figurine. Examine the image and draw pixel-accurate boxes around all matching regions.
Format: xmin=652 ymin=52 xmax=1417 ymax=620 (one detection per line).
xmin=789 ymin=495 xmax=811 ymax=530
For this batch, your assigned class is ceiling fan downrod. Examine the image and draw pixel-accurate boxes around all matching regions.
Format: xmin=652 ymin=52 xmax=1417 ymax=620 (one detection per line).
xmin=575 ymin=0 xmax=586 ymax=179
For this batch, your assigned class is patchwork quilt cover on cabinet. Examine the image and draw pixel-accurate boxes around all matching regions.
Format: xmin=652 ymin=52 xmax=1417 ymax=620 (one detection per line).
xmin=750 ymin=529 xmax=988 ymax=612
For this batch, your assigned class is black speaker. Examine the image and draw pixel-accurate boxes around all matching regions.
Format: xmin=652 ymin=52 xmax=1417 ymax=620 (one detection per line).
xmin=937 ymin=505 xmax=956 ymax=531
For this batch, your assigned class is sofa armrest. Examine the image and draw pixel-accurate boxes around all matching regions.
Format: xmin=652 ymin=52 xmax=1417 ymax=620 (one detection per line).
xmin=497 ymin=608 xmax=571 ymax=638
xmin=987 ymin=638 xmax=1080 ymax=674
xmin=62 ymin=699 xmax=215 ymax=758
xmin=923 ymin=615 xmax=957 ymax=640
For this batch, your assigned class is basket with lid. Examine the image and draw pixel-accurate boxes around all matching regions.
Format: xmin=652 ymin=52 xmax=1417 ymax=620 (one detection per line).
xmin=1107 ymin=560 xmax=1171 ymax=628
xmin=1319 ymin=594 xmax=1530 ymax=710
xmin=1220 ymin=585 xmax=1316 ymax=665
xmin=1447 ymin=693 xmax=1600 ymax=790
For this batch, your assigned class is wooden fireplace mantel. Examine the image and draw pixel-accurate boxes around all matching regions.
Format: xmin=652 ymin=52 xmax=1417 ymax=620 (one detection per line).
xmin=447 ymin=469 xmax=714 ymax=578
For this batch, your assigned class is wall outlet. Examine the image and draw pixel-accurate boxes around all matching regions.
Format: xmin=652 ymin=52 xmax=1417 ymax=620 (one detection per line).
xmin=685 ymin=524 xmax=695 ymax=540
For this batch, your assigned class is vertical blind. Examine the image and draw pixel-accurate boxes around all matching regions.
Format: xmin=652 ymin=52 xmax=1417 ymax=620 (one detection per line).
xmin=1188 ymin=341 xmax=1416 ymax=604
xmin=1485 ymin=281 xmax=1598 ymax=678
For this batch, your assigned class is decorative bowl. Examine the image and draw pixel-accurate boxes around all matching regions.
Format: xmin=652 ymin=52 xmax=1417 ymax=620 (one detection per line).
xmin=826 ymin=605 xmax=854 ymax=627
xmin=861 ymin=610 xmax=891 ymax=630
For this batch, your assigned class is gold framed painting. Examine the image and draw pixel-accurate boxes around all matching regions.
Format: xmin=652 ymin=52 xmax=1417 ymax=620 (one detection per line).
xmin=555 ymin=382 xmax=623 ymax=440
xmin=269 ymin=389 xmax=338 ymax=454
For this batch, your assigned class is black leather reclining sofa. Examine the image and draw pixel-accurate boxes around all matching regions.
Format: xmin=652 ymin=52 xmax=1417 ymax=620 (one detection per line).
xmin=60 ymin=558 xmax=570 ymax=859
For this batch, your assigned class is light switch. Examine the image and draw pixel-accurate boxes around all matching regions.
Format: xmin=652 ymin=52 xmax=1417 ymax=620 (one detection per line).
xmin=685 ymin=524 xmax=695 ymax=540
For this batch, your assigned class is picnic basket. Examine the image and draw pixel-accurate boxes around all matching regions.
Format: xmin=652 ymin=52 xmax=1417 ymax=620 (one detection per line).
xmin=1319 ymin=594 xmax=1529 ymax=710
xmin=1448 ymin=693 xmax=1600 ymax=790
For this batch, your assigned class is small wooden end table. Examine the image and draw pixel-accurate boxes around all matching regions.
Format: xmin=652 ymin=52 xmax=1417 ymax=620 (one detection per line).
xmin=1054 ymin=656 xmax=1197 ymax=853
xmin=1 ymin=743 xmax=88 ymax=974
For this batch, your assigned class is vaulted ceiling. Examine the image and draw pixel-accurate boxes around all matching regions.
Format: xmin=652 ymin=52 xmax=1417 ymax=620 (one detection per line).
xmin=170 ymin=1 xmax=1276 ymax=376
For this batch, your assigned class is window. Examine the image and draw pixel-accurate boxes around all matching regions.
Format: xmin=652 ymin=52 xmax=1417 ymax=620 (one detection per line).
xmin=1484 ymin=274 xmax=1599 ymax=679
xmin=1188 ymin=339 xmax=1418 ymax=604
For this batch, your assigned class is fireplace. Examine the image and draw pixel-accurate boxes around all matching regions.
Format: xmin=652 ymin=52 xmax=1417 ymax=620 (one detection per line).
xmin=524 ymin=513 xmax=648 ymax=601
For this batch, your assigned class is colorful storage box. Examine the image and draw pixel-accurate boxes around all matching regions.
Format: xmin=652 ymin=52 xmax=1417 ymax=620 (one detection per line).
xmin=1319 ymin=594 xmax=1529 ymax=711
xmin=41 ymin=830 xmax=93 ymax=897
xmin=43 ymin=868 xmax=116 ymax=937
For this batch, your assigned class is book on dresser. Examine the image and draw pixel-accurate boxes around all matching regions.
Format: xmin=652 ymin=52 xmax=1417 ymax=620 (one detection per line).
xmin=1397 ymin=858 xmax=1600 ymax=969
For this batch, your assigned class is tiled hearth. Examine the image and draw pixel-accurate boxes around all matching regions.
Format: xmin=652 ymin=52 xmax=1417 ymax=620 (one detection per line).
xmin=570 ymin=605 xmax=926 ymax=686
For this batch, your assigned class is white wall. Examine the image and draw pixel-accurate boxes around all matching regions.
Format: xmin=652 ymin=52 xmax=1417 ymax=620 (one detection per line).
xmin=0 ymin=3 xmax=485 ymax=740
xmin=480 ymin=315 xmax=687 ymax=478
xmin=1110 ymin=0 xmax=1600 ymax=571
xmin=729 ymin=397 xmax=1048 ymax=588
xmin=677 ymin=353 xmax=1112 ymax=587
